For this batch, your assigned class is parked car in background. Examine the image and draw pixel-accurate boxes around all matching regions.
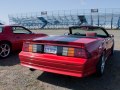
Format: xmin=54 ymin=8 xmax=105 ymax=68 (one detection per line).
xmin=19 ymin=25 xmax=114 ymax=77
xmin=0 ymin=25 xmax=47 ymax=58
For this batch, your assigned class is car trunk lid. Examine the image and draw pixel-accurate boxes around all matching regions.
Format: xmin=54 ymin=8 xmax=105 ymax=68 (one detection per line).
xmin=32 ymin=35 xmax=98 ymax=48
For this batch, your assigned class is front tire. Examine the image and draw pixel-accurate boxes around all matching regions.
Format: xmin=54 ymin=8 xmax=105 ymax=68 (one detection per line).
xmin=110 ymin=45 xmax=114 ymax=56
xmin=0 ymin=43 xmax=11 ymax=58
xmin=96 ymin=53 xmax=106 ymax=77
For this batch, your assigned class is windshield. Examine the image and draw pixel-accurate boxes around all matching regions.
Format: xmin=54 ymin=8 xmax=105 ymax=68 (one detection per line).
xmin=70 ymin=27 xmax=108 ymax=37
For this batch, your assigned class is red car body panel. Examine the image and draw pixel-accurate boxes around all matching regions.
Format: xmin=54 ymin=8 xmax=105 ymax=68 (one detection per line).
xmin=0 ymin=25 xmax=47 ymax=51
xmin=20 ymin=51 xmax=97 ymax=77
xmin=19 ymin=26 xmax=114 ymax=77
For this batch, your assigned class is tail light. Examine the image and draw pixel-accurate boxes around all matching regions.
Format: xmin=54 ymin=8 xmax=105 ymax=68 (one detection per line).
xmin=29 ymin=44 xmax=33 ymax=52
xmin=62 ymin=47 xmax=91 ymax=58
xmin=62 ymin=47 xmax=68 ymax=56
xmin=74 ymin=48 xmax=88 ymax=58
xmin=68 ymin=48 xmax=75 ymax=57
xmin=22 ymin=43 xmax=29 ymax=52
xmin=22 ymin=42 xmax=91 ymax=59
xmin=22 ymin=42 xmax=43 ymax=53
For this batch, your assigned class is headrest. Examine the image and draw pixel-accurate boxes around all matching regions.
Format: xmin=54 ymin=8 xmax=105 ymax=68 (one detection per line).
xmin=86 ymin=32 xmax=97 ymax=37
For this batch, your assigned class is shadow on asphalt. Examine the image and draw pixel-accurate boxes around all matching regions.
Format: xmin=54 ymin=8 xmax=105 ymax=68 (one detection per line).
xmin=0 ymin=51 xmax=20 ymax=66
xmin=37 ymin=50 xmax=120 ymax=90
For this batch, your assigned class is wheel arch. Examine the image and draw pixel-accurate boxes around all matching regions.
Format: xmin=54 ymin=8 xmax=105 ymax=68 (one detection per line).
xmin=0 ymin=40 xmax=12 ymax=48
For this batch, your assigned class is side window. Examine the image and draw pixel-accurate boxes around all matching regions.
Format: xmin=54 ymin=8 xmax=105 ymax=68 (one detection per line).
xmin=12 ymin=27 xmax=31 ymax=34
xmin=0 ymin=27 xmax=3 ymax=33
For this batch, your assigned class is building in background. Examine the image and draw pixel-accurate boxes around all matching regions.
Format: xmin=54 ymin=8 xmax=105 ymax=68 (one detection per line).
xmin=9 ymin=8 xmax=120 ymax=29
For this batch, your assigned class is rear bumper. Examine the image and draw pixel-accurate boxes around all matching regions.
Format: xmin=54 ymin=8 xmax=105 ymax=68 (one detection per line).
xmin=19 ymin=51 xmax=96 ymax=77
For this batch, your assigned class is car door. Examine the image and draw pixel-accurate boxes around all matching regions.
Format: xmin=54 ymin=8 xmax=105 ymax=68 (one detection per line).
xmin=105 ymin=35 xmax=113 ymax=53
xmin=12 ymin=26 xmax=33 ymax=50
xmin=94 ymin=27 xmax=113 ymax=57
xmin=102 ymin=31 xmax=113 ymax=57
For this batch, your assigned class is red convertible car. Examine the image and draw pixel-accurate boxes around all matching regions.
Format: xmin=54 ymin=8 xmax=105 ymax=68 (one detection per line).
xmin=19 ymin=26 xmax=114 ymax=77
xmin=0 ymin=25 xmax=47 ymax=58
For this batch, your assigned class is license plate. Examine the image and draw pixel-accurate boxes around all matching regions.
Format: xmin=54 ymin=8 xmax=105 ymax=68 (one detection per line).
xmin=44 ymin=45 xmax=57 ymax=54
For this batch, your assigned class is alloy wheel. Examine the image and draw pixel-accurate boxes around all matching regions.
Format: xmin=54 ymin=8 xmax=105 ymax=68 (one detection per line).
xmin=101 ymin=54 xmax=105 ymax=74
xmin=0 ymin=43 xmax=11 ymax=58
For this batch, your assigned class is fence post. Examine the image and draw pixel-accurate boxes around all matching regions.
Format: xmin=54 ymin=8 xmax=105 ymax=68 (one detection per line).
xmin=91 ymin=13 xmax=93 ymax=25
xmin=111 ymin=13 xmax=113 ymax=29
xmin=98 ymin=13 xmax=99 ymax=26
xmin=117 ymin=16 xmax=120 ymax=29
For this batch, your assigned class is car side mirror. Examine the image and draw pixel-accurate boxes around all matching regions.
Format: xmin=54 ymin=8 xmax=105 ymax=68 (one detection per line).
xmin=109 ymin=34 xmax=114 ymax=37
xmin=64 ymin=32 xmax=70 ymax=36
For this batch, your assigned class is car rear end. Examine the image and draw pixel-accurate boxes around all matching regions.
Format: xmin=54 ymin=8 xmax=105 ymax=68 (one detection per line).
xmin=19 ymin=37 xmax=98 ymax=77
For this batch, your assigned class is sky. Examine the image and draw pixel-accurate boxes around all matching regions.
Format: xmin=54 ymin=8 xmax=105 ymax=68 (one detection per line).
xmin=0 ymin=0 xmax=120 ymax=23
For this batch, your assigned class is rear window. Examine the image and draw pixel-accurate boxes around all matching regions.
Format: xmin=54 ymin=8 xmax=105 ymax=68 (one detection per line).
xmin=0 ymin=27 xmax=3 ymax=33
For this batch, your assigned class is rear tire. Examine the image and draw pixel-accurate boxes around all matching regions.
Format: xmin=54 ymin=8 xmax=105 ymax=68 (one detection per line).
xmin=0 ymin=42 xmax=11 ymax=58
xmin=110 ymin=45 xmax=114 ymax=56
xmin=96 ymin=52 xmax=106 ymax=77
xmin=29 ymin=68 xmax=36 ymax=71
